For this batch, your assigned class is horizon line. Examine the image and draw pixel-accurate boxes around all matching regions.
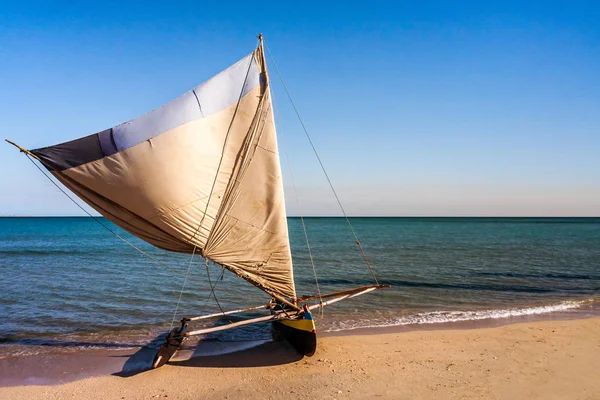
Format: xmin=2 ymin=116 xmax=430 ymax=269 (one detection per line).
xmin=0 ymin=215 xmax=598 ymax=218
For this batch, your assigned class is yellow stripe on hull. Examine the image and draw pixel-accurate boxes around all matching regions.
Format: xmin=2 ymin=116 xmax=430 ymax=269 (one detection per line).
xmin=280 ymin=318 xmax=316 ymax=333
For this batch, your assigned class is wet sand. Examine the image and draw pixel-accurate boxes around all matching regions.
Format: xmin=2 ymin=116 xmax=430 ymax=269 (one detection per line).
xmin=1 ymin=317 xmax=599 ymax=399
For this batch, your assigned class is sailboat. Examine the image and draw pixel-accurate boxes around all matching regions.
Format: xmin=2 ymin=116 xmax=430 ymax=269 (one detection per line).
xmin=6 ymin=35 xmax=388 ymax=368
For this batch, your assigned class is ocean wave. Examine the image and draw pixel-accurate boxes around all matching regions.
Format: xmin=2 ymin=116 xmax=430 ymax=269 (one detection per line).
xmin=301 ymin=278 xmax=598 ymax=294
xmin=324 ymin=298 xmax=597 ymax=332
xmin=0 ymin=249 xmax=111 ymax=256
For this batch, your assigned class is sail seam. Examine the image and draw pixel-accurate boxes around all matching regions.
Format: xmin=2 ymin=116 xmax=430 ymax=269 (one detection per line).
xmin=255 ymin=144 xmax=277 ymax=154
xmin=192 ymin=89 xmax=205 ymax=117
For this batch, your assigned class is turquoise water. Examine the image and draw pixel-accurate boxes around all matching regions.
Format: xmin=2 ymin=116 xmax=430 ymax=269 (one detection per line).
xmin=1 ymin=217 xmax=599 ymax=358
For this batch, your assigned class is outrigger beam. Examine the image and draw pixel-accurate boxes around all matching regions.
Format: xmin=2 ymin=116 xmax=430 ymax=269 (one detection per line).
xmin=186 ymin=314 xmax=278 ymax=337
xmin=185 ymin=286 xmax=385 ymax=337
xmin=188 ymin=304 xmax=271 ymax=321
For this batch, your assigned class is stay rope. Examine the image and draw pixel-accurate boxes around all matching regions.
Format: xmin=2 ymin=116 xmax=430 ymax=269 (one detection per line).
xmin=265 ymin=44 xmax=380 ymax=285
xmin=168 ymin=252 xmax=196 ymax=329
xmin=271 ymin=89 xmax=324 ymax=311
xmin=204 ymin=259 xmax=228 ymax=317
xmin=286 ymin=154 xmax=324 ymax=314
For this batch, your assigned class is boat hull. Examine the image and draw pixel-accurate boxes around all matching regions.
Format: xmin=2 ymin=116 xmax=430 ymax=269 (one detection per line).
xmin=273 ymin=318 xmax=317 ymax=357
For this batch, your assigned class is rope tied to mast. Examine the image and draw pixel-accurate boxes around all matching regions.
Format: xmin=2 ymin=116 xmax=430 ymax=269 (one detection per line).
xmin=265 ymin=44 xmax=380 ymax=286
xmin=286 ymin=153 xmax=324 ymax=315
xmin=271 ymin=85 xmax=325 ymax=313
xmin=204 ymin=258 xmax=228 ymax=319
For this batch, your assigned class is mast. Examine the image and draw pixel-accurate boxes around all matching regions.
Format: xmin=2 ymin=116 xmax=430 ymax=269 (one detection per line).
xmin=257 ymin=34 xmax=268 ymax=87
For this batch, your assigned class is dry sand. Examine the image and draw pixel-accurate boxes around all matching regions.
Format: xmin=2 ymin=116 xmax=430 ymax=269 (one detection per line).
xmin=1 ymin=317 xmax=599 ymax=400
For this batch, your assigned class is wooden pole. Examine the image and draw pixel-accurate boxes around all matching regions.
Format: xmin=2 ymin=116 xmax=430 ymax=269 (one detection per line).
xmin=306 ymin=287 xmax=378 ymax=311
xmin=188 ymin=303 xmax=270 ymax=322
xmin=267 ymin=290 xmax=301 ymax=311
xmin=5 ymin=139 xmax=42 ymax=161
xmin=185 ymin=314 xmax=276 ymax=337
xmin=295 ymin=284 xmax=390 ymax=303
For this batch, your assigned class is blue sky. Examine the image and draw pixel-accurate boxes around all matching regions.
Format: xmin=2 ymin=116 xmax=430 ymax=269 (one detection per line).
xmin=1 ymin=1 xmax=598 ymax=216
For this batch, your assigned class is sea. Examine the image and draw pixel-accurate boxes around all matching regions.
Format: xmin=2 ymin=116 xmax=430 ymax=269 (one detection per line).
xmin=1 ymin=217 xmax=599 ymax=360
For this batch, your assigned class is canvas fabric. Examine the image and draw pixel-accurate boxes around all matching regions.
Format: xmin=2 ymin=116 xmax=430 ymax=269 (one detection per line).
xmin=32 ymin=46 xmax=296 ymax=299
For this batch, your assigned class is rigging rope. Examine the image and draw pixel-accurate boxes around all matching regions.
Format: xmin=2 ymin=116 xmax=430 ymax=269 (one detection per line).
xmin=200 ymin=264 xmax=226 ymax=309
xmin=168 ymin=253 xmax=196 ymax=329
xmin=285 ymin=154 xmax=324 ymax=314
xmin=265 ymin=44 xmax=380 ymax=285
xmin=204 ymin=259 xmax=227 ymax=317
xmin=271 ymin=87 xmax=324 ymax=312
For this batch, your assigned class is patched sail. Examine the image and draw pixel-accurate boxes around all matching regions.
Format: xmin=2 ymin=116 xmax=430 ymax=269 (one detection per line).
xmin=30 ymin=42 xmax=296 ymax=299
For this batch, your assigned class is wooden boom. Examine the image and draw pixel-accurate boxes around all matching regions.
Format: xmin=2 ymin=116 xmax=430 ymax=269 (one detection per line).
xmin=295 ymin=284 xmax=390 ymax=303
xmin=5 ymin=139 xmax=42 ymax=161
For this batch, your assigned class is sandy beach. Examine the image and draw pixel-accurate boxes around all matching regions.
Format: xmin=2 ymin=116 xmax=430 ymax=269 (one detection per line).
xmin=1 ymin=317 xmax=598 ymax=399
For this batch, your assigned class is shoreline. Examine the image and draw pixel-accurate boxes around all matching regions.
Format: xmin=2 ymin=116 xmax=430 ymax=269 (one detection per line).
xmin=1 ymin=312 xmax=598 ymax=390
xmin=1 ymin=316 xmax=598 ymax=399
xmin=2 ymin=296 xmax=597 ymax=361
xmin=324 ymin=301 xmax=600 ymax=338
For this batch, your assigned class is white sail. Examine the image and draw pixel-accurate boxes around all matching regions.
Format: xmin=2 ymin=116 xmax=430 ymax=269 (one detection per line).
xmin=30 ymin=42 xmax=296 ymax=299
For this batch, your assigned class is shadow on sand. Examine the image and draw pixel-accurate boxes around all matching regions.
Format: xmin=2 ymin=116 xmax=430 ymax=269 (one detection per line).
xmin=171 ymin=340 xmax=303 ymax=368
xmin=112 ymin=335 xmax=303 ymax=377
xmin=111 ymin=333 xmax=166 ymax=377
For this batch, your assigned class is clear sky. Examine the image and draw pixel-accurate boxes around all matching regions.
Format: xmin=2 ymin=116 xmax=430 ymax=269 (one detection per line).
xmin=1 ymin=1 xmax=598 ymax=216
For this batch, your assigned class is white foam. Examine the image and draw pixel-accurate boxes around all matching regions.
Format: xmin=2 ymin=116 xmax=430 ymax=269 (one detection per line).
xmin=324 ymin=299 xmax=592 ymax=332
